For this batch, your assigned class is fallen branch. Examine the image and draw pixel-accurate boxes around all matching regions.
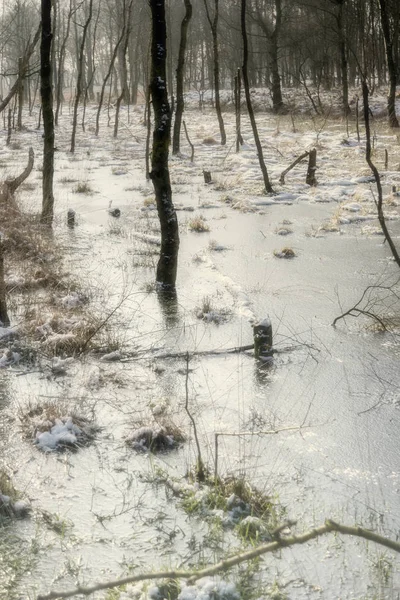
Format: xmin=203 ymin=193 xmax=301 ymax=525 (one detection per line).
xmin=279 ymin=150 xmax=309 ymax=184
xmin=36 ymin=519 xmax=400 ymax=600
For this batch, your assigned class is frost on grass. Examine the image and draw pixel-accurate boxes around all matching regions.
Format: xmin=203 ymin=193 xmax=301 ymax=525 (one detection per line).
xmin=126 ymin=419 xmax=185 ymax=453
xmin=20 ymin=401 xmax=99 ymax=452
xmin=195 ymin=296 xmax=231 ymax=324
xmin=120 ymin=577 xmax=239 ymax=600
xmin=126 ymin=409 xmax=185 ymax=454
xmin=0 ymin=470 xmax=30 ymax=520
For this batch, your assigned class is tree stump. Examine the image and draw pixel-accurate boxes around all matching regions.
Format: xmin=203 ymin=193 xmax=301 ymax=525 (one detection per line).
xmin=203 ymin=170 xmax=212 ymax=184
xmin=67 ymin=209 xmax=76 ymax=227
xmin=253 ymin=318 xmax=273 ymax=358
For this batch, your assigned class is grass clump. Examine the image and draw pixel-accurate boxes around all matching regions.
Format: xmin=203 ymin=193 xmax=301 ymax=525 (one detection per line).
xmin=273 ymin=247 xmax=296 ymax=259
xmin=126 ymin=416 xmax=186 ymax=454
xmin=195 ymin=296 xmax=231 ymax=324
xmin=188 ymin=216 xmax=210 ymax=233
xmin=180 ymin=475 xmax=280 ymax=534
xmin=73 ymin=181 xmax=93 ymax=194
xmin=19 ymin=400 xmax=100 ymax=452
xmin=0 ymin=470 xmax=30 ymax=521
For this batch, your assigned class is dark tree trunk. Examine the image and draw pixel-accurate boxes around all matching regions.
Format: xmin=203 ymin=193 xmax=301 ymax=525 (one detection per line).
xmin=40 ymin=0 xmax=55 ymax=226
xmin=378 ymin=0 xmax=399 ymax=127
xmin=336 ymin=0 xmax=350 ymax=116
xmin=241 ymin=0 xmax=273 ymax=193
xmin=203 ymin=0 xmax=226 ymax=145
xmin=149 ymin=0 xmax=180 ymax=290
xmin=270 ymin=0 xmax=283 ymax=113
xmin=0 ymin=241 xmax=9 ymax=327
xmin=172 ymin=0 xmax=192 ymax=155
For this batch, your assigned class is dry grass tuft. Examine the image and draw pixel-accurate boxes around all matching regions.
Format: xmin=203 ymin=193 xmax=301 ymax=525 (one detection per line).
xmin=188 ymin=216 xmax=210 ymax=233
xmin=274 ymin=247 xmax=296 ymax=258
xmin=73 ymin=181 xmax=93 ymax=194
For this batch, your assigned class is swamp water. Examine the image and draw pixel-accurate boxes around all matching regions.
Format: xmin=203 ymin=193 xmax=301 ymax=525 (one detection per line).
xmin=1 ymin=103 xmax=400 ymax=599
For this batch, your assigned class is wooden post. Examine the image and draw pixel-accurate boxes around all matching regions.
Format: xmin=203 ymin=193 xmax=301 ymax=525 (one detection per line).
xmin=203 ymin=170 xmax=212 ymax=184
xmin=67 ymin=209 xmax=75 ymax=227
xmin=306 ymin=148 xmax=317 ymax=186
xmin=253 ymin=317 xmax=273 ymax=358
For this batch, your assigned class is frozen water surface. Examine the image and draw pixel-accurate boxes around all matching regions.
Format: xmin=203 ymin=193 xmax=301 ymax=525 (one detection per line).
xmin=1 ymin=96 xmax=400 ymax=599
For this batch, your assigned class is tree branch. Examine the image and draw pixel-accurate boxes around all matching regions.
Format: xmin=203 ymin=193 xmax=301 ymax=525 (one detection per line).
xmin=36 ymin=519 xmax=400 ymax=599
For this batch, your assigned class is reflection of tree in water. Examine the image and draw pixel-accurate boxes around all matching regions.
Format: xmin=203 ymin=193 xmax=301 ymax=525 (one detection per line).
xmin=157 ymin=288 xmax=180 ymax=330
xmin=0 ymin=377 xmax=11 ymax=454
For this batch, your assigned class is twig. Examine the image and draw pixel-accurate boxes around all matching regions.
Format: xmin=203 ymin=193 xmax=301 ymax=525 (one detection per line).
xmin=184 ymin=352 xmax=205 ymax=481
xmin=182 ymin=120 xmax=194 ymax=162
xmin=36 ymin=519 xmax=400 ymax=600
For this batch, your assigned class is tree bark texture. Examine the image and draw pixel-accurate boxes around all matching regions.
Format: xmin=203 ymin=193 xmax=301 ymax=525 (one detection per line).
xmin=40 ymin=0 xmax=55 ymax=225
xmin=172 ymin=0 xmax=192 ymax=155
xmin=149 ymin=0 xmax=180 ymax=290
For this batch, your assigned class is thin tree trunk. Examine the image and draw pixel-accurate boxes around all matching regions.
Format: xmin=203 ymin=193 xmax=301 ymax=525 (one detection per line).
xmin=40 ymin=0 xmax=55 ymax=226
xmin=95 ymin=26 xmax=126 ymax=136
xmin=55 ymin=0 xmax=73 ymax=126
xmin=378 ymin=0 xmax=399 ymax=127
xmin=149 ymin=0 xmax=180 ymax=290
xmin=203 ymin=0 xmax=226 ymax=145
xmin=172 ymin=0 xmax=192 ymax=155
xmin=337 ymin=0 xmax=350 ymax=116
xmin=241 ymin=0 xmax=273 ymax=193
xmin=0 ymin=26 xmax=40 ymax=115
xmin=70 ymin=0 xmax=93 ymax=153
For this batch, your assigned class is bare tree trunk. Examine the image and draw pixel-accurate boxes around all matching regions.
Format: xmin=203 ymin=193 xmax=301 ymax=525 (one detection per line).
xmin=40 ymin=0 xmax=55 ymax=226
xmin=336 ymin=0 xmax=350 ymax=116
xmin=234 ymin=68 xmax=243 ymax=152
xmin=17 ymin=58 xmax=24 ymax=129
xmin=149 ymin=0 xmax=180 ymax=290
xmin=70 ymin=0 xmax=93 ymax=153
xmin=55 ymin=0 xmax=73 ymax=126
xmin=0 ymin=241 xmax=9 ymax=327
xmin=95 ymin=27 xmax=126 ymax=136
xmin=203 ymin=0 xmax=226 ymax=145
xmin=378 ymin=0 xmax=399 ymax=127
xmin=241 ymin=0 xmax=273 ymax=193
xmin=172 ymin=0 xmax=192 ymax=155
xmin=114 ymin=0 xmax=133 ymax=138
